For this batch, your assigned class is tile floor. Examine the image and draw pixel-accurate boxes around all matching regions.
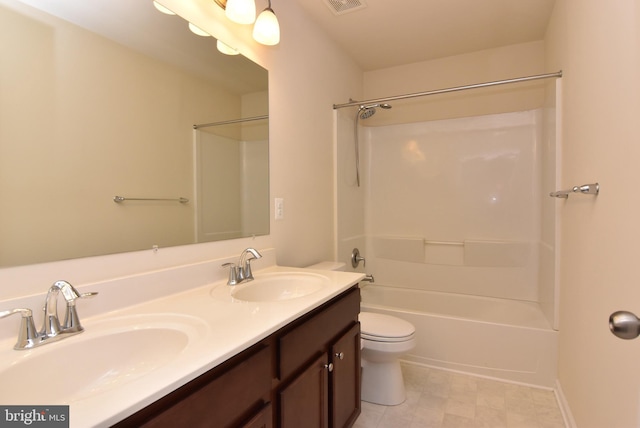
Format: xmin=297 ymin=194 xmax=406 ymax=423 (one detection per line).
xmin=354 ymin=363 xmax=566 ymax=428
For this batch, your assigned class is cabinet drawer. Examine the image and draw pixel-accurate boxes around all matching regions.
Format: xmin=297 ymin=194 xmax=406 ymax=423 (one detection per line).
xmin=116 ymin=343 xmax=272 ymax=428
xmin=279 ymin=286 xmax=360 ymax=380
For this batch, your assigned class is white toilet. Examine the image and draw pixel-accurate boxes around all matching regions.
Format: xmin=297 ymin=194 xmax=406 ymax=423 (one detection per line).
xmin=359 ymin=311 xmax=416 ymax=405
xmin=306 ymin=261 xmax=417 ymax=406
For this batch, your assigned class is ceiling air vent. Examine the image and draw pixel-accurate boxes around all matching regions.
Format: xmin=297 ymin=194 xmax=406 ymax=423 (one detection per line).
xmin=324 ymin=0 xmax=367 ymax=16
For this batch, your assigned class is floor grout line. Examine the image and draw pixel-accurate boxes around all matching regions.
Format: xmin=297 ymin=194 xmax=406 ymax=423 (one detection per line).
xmin=354 ymin=363 xmax=566 ymax=428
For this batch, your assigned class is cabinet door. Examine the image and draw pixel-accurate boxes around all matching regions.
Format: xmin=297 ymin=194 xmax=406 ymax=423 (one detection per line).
xmin=331 ymin=322 xmax=361 ymax=428
xmin=279 ymin=353 xmax=329 ymax=428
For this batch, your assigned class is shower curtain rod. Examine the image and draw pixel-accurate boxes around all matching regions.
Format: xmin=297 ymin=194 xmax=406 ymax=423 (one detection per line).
xmin=332 ymin=70 xmax=563 ymax=110
xmin=193 ymin=115 xmax=268 ymax=129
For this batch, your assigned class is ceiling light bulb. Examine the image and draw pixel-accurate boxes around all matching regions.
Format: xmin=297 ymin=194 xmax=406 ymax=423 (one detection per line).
xmin=188 ymin=22 xmax=210 ymax=37
xmin=153 ymin=1 xmax=176 ymax=15
xmin=217 ymin=40 xmax=240 ymax=55
xmin=225 ymin=0 xmax=256 ymax=25
xmin=253 ymin=7 xmax=280 ymax=45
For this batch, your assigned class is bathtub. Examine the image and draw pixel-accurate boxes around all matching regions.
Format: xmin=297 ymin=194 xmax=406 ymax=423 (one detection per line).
xmin=360 ymin=285 xmax=558 ymax=387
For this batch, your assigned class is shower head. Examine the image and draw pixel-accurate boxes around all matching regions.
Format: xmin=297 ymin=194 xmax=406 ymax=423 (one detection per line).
xmin=359 ymin=108 xmax=376 ymax=119
xmin=358 ymin=103 xmax=392 ymax=119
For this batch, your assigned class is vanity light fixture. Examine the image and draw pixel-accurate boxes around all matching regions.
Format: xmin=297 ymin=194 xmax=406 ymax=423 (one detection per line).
xmin=216 ymin=0 xmax=280 ymax=46
xmin=188 ymin=22 xmax=211 ymax=37
xmin=217 ymin=40 xmax=240 ymax=55
xmin=153 ymin=1 xmax=175 ymax=15
xmin=152 ymin=1 xmax=279 ymax=48
xmin=225 ymin=0 xmax=256 ymax=25
xmin=253 ymin=0 xmax=280 ymax=45
xmin=188 ymin=22 xmax=240 ymax=55
xmin=189 ymin=21 xmax=241 ymax=55
xmin=152 ymin=3 xmax=239 ymax=55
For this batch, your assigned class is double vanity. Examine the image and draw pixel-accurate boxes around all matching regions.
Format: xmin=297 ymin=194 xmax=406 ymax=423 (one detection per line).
xmin=0 ymin=249 xmax=364 ymax=427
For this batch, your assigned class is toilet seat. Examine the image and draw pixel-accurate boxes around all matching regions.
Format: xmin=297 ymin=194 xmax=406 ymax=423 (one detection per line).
xmin=359 ymin=312 xmax=415 ymax=343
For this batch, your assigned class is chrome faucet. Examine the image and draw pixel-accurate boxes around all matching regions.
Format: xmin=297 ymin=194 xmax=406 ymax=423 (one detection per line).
xmin=222 ymin=248 xmax=263 ymax=285
xmin=0 ymin=280 xmax=97 ymax=350
xmin=41 ymin=280 xmax=97 ymax=337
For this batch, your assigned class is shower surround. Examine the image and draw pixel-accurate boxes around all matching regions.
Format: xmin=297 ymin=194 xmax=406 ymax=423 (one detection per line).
xmin=336 ymin=102 xmax=559 ymax=386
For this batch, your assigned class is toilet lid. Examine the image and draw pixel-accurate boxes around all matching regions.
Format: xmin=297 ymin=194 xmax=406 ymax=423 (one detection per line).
xmin=359 ymin=312 xmax=415 ymax=341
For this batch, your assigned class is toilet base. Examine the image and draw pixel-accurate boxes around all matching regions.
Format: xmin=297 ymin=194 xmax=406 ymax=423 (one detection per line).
xmin=361 ymin=359 xmax=406 ymax=406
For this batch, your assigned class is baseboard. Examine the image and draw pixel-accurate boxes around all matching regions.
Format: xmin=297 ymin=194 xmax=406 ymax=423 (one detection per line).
xmin=555 ymin=379 xmax=577 ymax=428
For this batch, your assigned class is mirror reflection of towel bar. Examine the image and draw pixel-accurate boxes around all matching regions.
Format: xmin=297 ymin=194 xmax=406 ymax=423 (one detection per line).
xmin=424 ymin=239 xmax=464 ymax=246
xmin=113 ymin=196 xmax=189 ymax=204
xmin=549 ymin=183 xmax=599 ymax=199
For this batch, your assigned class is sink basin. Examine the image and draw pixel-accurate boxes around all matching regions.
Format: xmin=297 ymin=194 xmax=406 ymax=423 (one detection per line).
xmin=0 ymin=314 xmax=209 ymax=404
xmin=229 ymin=272 xmax=330 ymax=302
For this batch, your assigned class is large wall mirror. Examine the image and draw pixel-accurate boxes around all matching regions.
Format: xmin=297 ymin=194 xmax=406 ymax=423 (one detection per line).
xmin=0 ymin=0 xmax=269 ymax=268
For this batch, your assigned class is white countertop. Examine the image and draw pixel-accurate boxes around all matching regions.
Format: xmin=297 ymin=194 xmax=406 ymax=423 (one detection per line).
xmin=0 ymin=262 xmax=364 ymax=427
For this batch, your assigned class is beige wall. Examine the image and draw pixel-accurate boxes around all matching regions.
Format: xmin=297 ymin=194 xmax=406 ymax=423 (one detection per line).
xmin=0 ymin=3 xmax=244 ymax=265
xmin=363 ymin=41 xmax=548 ymax=125
xmin=5 ymin=0 xmax=640 ymax=423
xmin=162 ymin=0 xmax=364 ymax=267
xmin=547 ymin=0 xmax=640 ymax=426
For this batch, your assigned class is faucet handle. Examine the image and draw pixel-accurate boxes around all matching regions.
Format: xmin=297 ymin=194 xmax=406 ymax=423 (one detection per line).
xmin=0 ymin=308 xmax=39 ymax=350
xmin=78 ymin=292 xmax=99 ymax=300
xmin=222 ymin=262 xmax=239 ymax=285
xmin=351 ymin=248 xmax=366 ymax=268
xmin=63 ymin=291 xmax=98 ymax=332
xmin=0 ymin=308 xmax=30 ymax=319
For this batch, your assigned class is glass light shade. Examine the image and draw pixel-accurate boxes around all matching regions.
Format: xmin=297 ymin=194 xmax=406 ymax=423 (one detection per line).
xmin=253 ymin=8 xmax=280 ymax=46
xmin=152 ymin=1 xmax=175 ymax=15
xmin=225 ymin=0 xmax=256 ymax=24
xmin=217 ymin=40 xmax=240 ymax=55
xmin=188 ymin=22 xmax=210 ymax=37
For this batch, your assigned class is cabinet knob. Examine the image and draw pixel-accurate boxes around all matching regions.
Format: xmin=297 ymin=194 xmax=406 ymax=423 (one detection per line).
xmin=324 ymin=363 xmax=334 ymax=372
xmin=335 ymin=352 xmax=344 ymax=360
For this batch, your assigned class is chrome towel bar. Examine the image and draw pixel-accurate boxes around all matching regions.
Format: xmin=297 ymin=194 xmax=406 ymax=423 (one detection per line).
xmin=549 ymin=183 xmax=599 ymax=199
xmin=113 ymin=196 xmax=189 ymax=204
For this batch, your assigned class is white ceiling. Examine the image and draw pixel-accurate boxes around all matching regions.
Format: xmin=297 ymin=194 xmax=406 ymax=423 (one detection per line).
xmin=290 ymin=0 xmax=556 ymax=71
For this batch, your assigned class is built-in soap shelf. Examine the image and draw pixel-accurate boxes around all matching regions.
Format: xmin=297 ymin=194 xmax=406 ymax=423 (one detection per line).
xmin=373 ymin=236 xmax=531 ymax=267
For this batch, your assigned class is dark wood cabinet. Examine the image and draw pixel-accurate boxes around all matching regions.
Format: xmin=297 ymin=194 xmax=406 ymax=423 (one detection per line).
xmin=279 ymin=353 xmax=329 ymax=428
xmin=243 ymin=403 xmax=272 ymax=428
xmin=113 ymin=286 xmax=360 ymax=428
xmin=277 ymin=321 xmax=361 ymax=428
xmin=113 ymin=343 xmax=272 ymax=428
xmin=277 ymin=286 xmax=361 ymax=428
xmin=331 ymin=323 xmax=361 ymax=428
